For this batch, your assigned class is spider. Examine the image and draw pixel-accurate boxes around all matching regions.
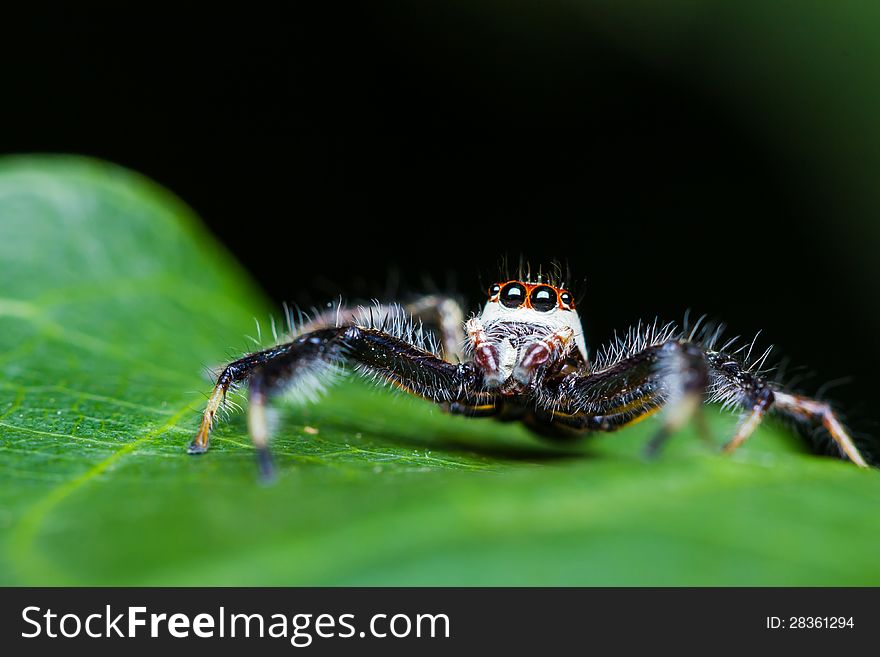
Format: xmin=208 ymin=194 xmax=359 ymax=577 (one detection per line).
xmin=188 ymin=266 xmax=870 ymax=478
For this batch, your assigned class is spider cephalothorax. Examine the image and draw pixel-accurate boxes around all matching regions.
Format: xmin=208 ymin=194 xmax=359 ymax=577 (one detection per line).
xmin=188 ymin=267 xmax=871 ymax=479
xmin=467 ymin=278 xmax=585 ymax=391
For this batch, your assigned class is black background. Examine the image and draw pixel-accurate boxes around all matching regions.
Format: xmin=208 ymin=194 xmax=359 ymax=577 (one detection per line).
xmin=3 ymin=3 xmax=878 ymax=444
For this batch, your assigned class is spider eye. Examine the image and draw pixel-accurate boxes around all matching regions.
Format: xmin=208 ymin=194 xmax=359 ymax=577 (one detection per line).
xmin=529 ymin=285 xmax=558 ymax=312
xmin=560 ymin=291 xmax=573 ymax=307
xmin=489 ymin=284 xmax=501 ymax=297
xmin=499 ymin=282 xmax=527 ymax=308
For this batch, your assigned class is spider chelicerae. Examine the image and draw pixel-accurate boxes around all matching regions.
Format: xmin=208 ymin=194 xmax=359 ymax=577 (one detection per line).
xmin=188 ymin=264 xmax=870 ymax=478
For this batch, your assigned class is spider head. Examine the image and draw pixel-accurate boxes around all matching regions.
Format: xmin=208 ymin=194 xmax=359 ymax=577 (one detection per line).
xmin=476 ymin=279 xmax=588 ymax=382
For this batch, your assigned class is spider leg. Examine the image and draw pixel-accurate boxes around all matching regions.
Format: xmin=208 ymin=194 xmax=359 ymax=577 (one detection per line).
xmin=189 ymin=347 xmax=283 ymax=454
xmin=189 ymin=326 xmax=491 ymax=467
xmin=247 ymin=372 xmax=275 ymax=482
xmin=402 ymin=295 xmax=467 ymax=361
xmin=643 ymin=342 xmax=709 ymax=457
xmin=550 ymin=339 xmax=869 ymax=466
xmin=770 ymin=393 xmax=866 ymax=467
xmin=447 ymin=401 xmax=501 ymax=417
xmin=706 ymin=354 xmax=868 ymax=466
xmin=543 ymin=341 xmax=708 ymax=455
xmin=287 ymin=296 xmax=467 ymax=362
xmin=719 ymin=387 xmax=774 ymax=455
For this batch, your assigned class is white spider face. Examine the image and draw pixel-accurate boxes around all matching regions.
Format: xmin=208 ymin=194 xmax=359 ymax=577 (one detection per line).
xmin=473 ymin=280 xmax=588 ymax=388
xmin=480 ymin=280 xmax=587 ymax=359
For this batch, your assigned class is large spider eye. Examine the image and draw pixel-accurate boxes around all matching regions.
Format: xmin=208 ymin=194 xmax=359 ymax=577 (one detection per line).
xmin=529 ymin=285 xmax=558 ymax=312
xmin=499 ymin=282 xmax=527 ymax=308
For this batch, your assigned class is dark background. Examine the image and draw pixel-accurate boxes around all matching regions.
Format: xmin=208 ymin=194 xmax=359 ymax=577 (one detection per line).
xmin=4 ymin=2 xmax=879 ymax=436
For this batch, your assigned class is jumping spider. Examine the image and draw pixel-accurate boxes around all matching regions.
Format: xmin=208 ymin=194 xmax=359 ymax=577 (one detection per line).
xmin=189 ymin=268 xmax=869 ymax=478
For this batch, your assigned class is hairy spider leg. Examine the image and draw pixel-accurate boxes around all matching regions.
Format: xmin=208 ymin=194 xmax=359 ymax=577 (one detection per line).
xmin=642 ymin=342 xmax=709 ymax=457
xmin=762 ymin=391 xmax=866 ymax=467
xmin=286 ymin=296 xmax=468 ymax=362
xmin=189 ymin=326 xmax=491 ymax=467
xmin=403 ymin=295 xmax=467 ymax=361
xmin=545 ymin=341 xmax=869 ymax=467
xmin=720 ymin=387 xmax=774 ymax=454
xmin=701 ymin=352 xmax=867 ymax=465
xmin=247 ymin=373 xmax=274 ymax=481
xmin=188 ymin=346 xmax=291 ymax=454
xmin=540 ymin=341 xmax=707 ymax=455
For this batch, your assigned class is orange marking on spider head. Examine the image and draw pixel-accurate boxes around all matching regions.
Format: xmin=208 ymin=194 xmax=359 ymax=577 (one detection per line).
xmin=487 ymin=280 xmax=575 ymax=311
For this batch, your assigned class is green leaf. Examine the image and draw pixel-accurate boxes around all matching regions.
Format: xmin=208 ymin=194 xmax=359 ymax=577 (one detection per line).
xmin=1 ymin=155 xmax=879 ymax=586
